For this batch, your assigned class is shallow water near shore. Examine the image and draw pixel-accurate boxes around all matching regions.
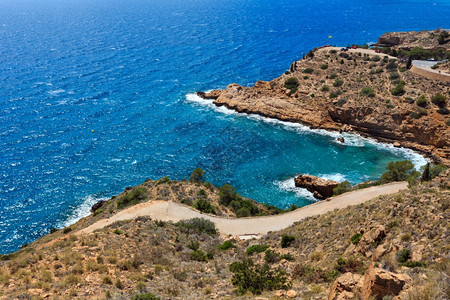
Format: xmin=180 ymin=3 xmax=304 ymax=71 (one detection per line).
xmin=0 ymin=0 xmax=447 ymax=253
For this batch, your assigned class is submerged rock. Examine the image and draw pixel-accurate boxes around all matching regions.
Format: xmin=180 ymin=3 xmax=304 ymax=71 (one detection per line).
xmin=294 ymin=174 xmax=340 ymax=199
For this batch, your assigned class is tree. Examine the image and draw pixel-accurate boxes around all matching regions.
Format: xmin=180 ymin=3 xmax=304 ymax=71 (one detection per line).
xmin=380 ymin=160 xmax=415 ymax=183
xmin=406 ymin=56 xmax=412 ymax=69
xmin=189 ymin=168 xmax=205 ymax=183
xmin=219 ymin=184 xmax=238 ymax=206
xmin=431 ymin=93 xmax=446 ymax=107
xmin=421 ymin=163 xmax=430 ymax=182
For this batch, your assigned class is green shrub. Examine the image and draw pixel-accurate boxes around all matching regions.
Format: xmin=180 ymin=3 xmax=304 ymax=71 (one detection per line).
xmin=264 ymin=249 xmax=280 ymax=264
xmin=321 ymin=85 xmax=329 ymax=92
xmin=350 ymin=233 xmax=363 ymax=245
xmin=219 ymin=184 xmax=238 ymax=206
xmin=280 ymin=254 xmax=295 ymax=261
xmin=336 ymin=98 xmax=347 ymax=106
xmin=391 ymin=81 xmax=405 ymax=96
xmin=360 ymin=86 xmax=375 ymax=97
xmin=389 ymin=72 xmax=400 ymax=80
xmin=410 ymin=108 xmax=427 ymax=119
xmin=401 ymin=261 xmax=426 ymax=268
xmin=303 ymin=68 xmax=314 ymax=74
xmin=180 ymin=198 xmax=193 ymax=206
xmin=333 ymin=79 xmax=344 ymax=87
xmin=429 ymin=164 xmax=448 ymax=179
xmin=247 ymin=244 xmax=269 ymax=255
xmin=329 ymin=73 xmax=338 ymax=79
xmin=396 ymin=249 xmax=411 ymax=263
xmin=431 ymin=93 xmax=446 ymax=107
xmin=175 ymin=218 xmax=217 ymax=235
xmin=187 ymin=241 xmax=200 ymax=251
xmin=189 ymin=168 xmax=205 ymax=183
xmin=131 ymin=292 xmax=160 ymax=300
xmin=157 ymin=176 xmax=169 ymax=185
xmin=218 ymin=240 xmax=236 ymax=250
xmin=437 ymin=107 xmax=449 ymax=115
xmin=416 ymin=95 xmax=427 ymax=107
xmin=329 ymin=90 xmax=342 ymax=98
xmin=370 ymin=68 xmax=383 ymax=74
xmin=320 ymin=64 xmax=328 ymax=70
xmin=303 ymin=75 xmax=309 ymax=80
xmin=335 ymin=257 xmax=363 ymax=273
xmin=386 ymin=60 xmax=398 ymax=70
xmin=284 ymin=77 xmax=299 ymax=92
xmin=194 ymin=198 xmax=215 ymax=214
xmin=63 ymin=227 xmax=72 ymax=234
xmin=113 ymin=229 xmax=122 ymax=235
xmin=333 ymin=181 xmax=352 ymax=196
xmin=380 ymin=160 xmax=415 ymax=183
xmin=117 ymin=187 xmax=147 ymax=209
xmin=190 ymin=250 xmax=208 ymax=262
xmin=236 ymin=207 xmax=250 ymax=217
xmin=371 ymin=55 xmax=381 ymax=62
xmin=281 ymin=234 xmax=295 ymax=248
xmin=229 ymin=259 xmax=290 ymax=295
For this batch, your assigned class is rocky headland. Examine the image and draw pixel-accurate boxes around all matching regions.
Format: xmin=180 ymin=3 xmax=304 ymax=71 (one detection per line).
xmin=199 ymin=30 xmax=450 ymax=165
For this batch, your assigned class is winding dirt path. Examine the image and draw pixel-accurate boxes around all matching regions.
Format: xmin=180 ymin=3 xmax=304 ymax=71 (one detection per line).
xmin=78 ymin=182 xmax=407 ymax=237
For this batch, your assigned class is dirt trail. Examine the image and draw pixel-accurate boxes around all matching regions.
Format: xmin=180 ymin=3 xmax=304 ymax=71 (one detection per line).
xmin=78 ymin=182 xmax=408 ymax=237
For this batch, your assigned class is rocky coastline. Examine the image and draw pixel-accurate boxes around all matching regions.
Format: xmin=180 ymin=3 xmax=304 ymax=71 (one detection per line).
xmin=198 ymin=30 xmax=450 ymax=165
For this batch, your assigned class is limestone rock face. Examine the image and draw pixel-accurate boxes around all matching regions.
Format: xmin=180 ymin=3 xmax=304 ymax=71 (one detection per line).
xmin=328 ymin=272 xmax=363 ymax=300
xmin=294 ymin=174 xmax=340 ymax=199
xmin=91 ymin=200 xmax=107 ymax=213
xmin=362 ymin=268 xmax=411 ymax=300
xmin=357 ymin=225 xmax=387 ymax=257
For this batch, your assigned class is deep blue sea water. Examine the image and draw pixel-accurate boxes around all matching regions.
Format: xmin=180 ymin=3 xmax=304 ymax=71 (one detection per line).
xmin=0 ymin=0 xmax=449 ymax=253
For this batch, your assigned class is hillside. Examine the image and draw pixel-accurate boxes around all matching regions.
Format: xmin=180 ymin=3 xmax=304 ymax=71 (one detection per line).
xmin=0 ymin=169 xmax=448 ymax=299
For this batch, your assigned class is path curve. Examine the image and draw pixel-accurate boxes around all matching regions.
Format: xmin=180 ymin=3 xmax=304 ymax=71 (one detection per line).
xmin=78 ymin=182 xmax=407 ymax=237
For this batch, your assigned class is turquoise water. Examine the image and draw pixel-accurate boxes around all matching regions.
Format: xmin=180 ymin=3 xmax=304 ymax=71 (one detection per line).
xmin=1 ymin=0 xmax=447 ymax=253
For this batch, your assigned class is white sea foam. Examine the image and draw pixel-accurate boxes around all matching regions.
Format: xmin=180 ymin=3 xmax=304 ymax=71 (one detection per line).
xmin=274 ymin=177 xmax=316 ymax=201
xmin=319 ymin=173 xmax=347 ymax=182
xmin=185 ymin=93 xmax=427 ymax=170
xmin=61 ymin=194 xmax=109 ymax=228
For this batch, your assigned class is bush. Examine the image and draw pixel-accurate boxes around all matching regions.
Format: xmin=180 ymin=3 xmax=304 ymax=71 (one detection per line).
xmin=63 ymin=227 xmax=72 ymax=234
xmin=194 ymin=198 xmax=215 ymax=214
xmin=409 ymin=108 xmax=427 ymax=119
xmin=131 ymin=292 xmax=160 ymax=300
xmin=429 ymin=164 xmax=448 ymax=179
xmin=189 ymin=168 xmax=205 ymax=183
xmin=371 ymin=55 xmax=381 ymax=62
xmin=386 ymin=60 xmax=398 ymax=70
xmin=303 ymin=68 xmax=314 ymax=74
xmin=321 ymin=85 xmax=329 ymax=92
xmin=229 ymin=259 xmax=290 ymax=295
xmin=447 ymin=119 xmax=450 ymax=126
xmin=280 ymin=254 xmax=295 ymax=261
xmin=157 ymin=176 xmax=169 ymax=184
xmin=333 ymin=181 xmax=352 ymax=196
xmin=416 ymin=95 xmax=427 ymax=107
xmin=247 ymin=244 xmax=269 ymax=255
xmin=396 ymin=249 xmax=411 ymax=263
xmin=333 ymin=79 xmax=344 ymax=87
xmin=389 ymin=73 xmax=400 ymax=80
xmin=236 ymin=207 xmax=250 ymax=217
xmin=336 ymin=98 xmax=347 ymax=106
xmin=281 ymin=234 xmax=295 ymax=248
xmin=401 ymin=261 xmax=426 ymax=268
xmin=350 ymin=233 xmax=363 ymax=245
xmin=175 ymin=218 xmax=217 ymax=235
xmin=437 ymin=107 xmax=449 ymax=115
xmin=50 ymin=228 xmax=58 ymax=234
xmin=360 ymin=86 xmax=375 ymax=97
xmin=320 ymin=64 xmax=328 ymax=70
xmin=431 ymin=93 xmax=446 ymax=107
xmin=117 ymin=187 xmax=147 ymax=209
xmin=380 ymin=160 xmax=415 ymax=183
xmin=329 ymin=73 xmax=338 ymax=79
xmin=218 ymin=240 xmax=235 ymax=250
xmin=335 ymin=257 xmax=363 ymax=273
xmin=284 ymin=77 xmax=299 ymax=92
xmin=190 ymin=250 xmax=208 ymax=262
xmin=391 ymin=81 xmax=405 ymax=96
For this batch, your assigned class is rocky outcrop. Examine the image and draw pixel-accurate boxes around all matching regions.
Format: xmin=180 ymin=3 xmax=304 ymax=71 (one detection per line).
xmin=294 ymin=174 xmax=340 ymax=199
xmin=362 ymin=268 xmax=411 ymax=300
xmin=91 ymin=200 xmax=107 ymax=213
xmin=197 ymin=90 xmax=222 ymax=100
xmin=328 ymin=272 xmax=362 ymax=300
xmin=376 ymin=29 xmax=450 ymax=50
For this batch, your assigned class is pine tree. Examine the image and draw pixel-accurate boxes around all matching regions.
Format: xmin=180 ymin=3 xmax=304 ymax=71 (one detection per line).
xmin=421 ymin=163 xmax=430 ymax=182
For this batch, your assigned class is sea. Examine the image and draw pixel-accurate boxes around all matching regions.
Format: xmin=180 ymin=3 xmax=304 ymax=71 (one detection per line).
xmin=0 ymin=0 xmax=449 ymax=253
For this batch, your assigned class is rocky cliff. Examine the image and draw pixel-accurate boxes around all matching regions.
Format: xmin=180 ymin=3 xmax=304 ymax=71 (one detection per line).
xmin=201 ymin=38 xmax=450 ymax=164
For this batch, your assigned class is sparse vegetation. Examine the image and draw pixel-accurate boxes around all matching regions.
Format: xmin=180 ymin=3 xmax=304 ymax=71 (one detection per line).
xmin=360 ymin=86 xmax=375 ymax=97
xmin=117 ymin=187 xmax=147 ymax=209
xmin=246 ymin=244 xmax=269 ymax=255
